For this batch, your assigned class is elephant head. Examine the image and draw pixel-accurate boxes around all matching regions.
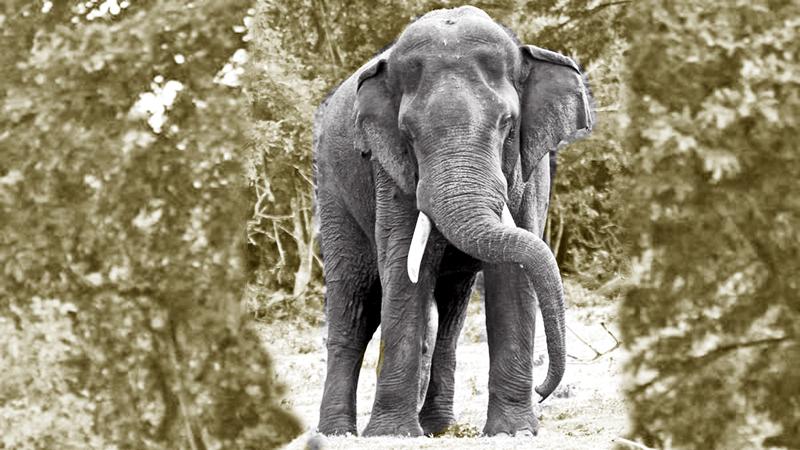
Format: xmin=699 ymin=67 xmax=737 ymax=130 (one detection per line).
xmin=354 ymin=6 xmax=593 ymax=401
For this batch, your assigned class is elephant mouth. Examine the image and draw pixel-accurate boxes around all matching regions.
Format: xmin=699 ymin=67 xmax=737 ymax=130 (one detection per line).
xmin=407 ymin=204 xmax=516 ymax=283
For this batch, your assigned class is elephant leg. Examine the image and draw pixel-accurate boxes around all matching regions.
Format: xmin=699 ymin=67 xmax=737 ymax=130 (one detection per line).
xmin=318 ymin=201 xmax=381 ymax=435
xmin=482 ymin=263 xmax=539 ymax=436
xmin=362 ymin=209 xmax=445 ymax=437
xmin=419 ymin=248 xmax=479 ymax=435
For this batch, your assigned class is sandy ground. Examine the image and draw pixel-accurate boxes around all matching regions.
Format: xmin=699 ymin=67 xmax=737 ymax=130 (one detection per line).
xmin=259 ymin=280 xmax=629 ymax=450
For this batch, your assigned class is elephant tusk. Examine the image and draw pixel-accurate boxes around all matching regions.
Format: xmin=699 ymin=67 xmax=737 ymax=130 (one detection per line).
xmin=407 ymin=212 xmax=431 ymax=284
xmin=501 ymin=203 xmax=516 ymax=228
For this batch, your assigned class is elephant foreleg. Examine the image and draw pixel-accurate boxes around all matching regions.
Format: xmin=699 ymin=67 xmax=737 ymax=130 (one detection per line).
xmin=363 ymin=188 xmax=445 ymax=436
xmin=317 ymin=198 xmax=381 ymax=436
xmin=482 ymin=263 xmax=539 ymax=436
xmin=419 ymin=249 xmax=479 ymax=435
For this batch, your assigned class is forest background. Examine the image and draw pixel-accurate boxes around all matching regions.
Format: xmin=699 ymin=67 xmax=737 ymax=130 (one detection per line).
xmin=1 ymin=0 xmax=797 ymax=449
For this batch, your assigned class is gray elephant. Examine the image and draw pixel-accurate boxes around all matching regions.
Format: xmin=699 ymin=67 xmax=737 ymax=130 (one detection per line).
xmin=313 ymin=6 xmax=593 ymax=437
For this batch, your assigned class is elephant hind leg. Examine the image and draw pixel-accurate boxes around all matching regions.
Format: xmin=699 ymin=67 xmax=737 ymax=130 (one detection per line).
xmin=419 ymin=247 xmax=479 ymax=435
xmin=318 ymin=200 xmax=381 ymax=436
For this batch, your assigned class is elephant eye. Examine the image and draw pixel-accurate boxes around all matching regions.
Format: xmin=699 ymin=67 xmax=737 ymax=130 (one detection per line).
xmin=502 ymin=119 xmax=515 ymax=145
xmin=500 ymin=114 xmax=513 ymax=130
xmin=398 ymin=121 xmax=414 ymax=141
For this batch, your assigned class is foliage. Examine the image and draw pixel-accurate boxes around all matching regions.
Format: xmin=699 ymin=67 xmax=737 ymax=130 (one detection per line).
xmin=621 ymin=1 xmax=800 ymax=448
xmin=1 ymin=1 xmax=300 ymax=448
xmin=435 ymin=422 xmax=482 ymax=438
xmin=0 ymin=298 xmax=101 ymax=449
xmin=245 ymin=0 xmax=633 ymax=316
xmin=506 ymin=1 xmax=632 ymax=281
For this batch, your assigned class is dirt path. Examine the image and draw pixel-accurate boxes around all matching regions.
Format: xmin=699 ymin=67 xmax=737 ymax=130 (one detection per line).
xmin=260 ymin=281 xmax=628 ymax=449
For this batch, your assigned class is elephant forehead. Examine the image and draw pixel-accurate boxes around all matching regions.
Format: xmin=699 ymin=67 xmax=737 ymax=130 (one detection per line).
xmin=418 ymin=5 xmax=492 ymax=21
xmin=394 ymin=8 xmax=516 ymax=60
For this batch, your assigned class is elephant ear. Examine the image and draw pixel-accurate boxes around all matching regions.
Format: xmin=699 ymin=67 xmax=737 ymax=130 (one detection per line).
xmin=355 ymin=58 xmax=416 ymax=195
xmin=519 ymin=45 xmax=594 ymax=181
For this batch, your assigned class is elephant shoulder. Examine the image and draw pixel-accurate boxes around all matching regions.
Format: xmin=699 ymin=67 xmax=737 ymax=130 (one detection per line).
xmin=314 ymin=75 xmax=357 ymax=153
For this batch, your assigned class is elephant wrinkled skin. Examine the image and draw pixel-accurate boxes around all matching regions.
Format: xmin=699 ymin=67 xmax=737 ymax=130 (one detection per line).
xmin=312 ymin=6 xmax=593 ymax=437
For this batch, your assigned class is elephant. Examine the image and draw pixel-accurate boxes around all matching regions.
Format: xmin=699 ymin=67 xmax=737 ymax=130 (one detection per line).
xmin=312 ymin=6 xmax=593 ymax=437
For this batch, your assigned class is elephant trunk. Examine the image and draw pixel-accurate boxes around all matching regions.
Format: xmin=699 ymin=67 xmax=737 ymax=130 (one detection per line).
xmin=416 ymin=149 xmax=566 ymax=401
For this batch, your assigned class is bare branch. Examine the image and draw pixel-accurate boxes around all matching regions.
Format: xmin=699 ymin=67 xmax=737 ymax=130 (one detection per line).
xmin=631 ymin=336 xmax=793 ymax=395
xmin=273 ymin=222 xmax=285 ymax=268
xmin=553 ymin=0 xmax=632 ymax=31
xmin=294 ymin=165 xmax=315 ymax=187
xmin=615 ymin=437 xmax=657 ymax=450
xmin=568 ymin=324 xmax=603 ymax=358
xmin=601 ymin=322 xmax=621 ymax=347
xmin=167 ymin=329 xmax=207 ymax=450
xmin=313 ymin=0 xmax=343 ymax=66
xmin=253 ymin=177 xmax=275 ymax=218
xmin=693 ymin=336 xmax=792 ymax=363
xmin=248 ymin=226 xmax=273 ymax=241
xmin=553 ymin=212 xmax=565 ymax=257
xmin=566 ymin=322 xmax=621 ymax=363
xmin=312 ymin=252 xmax=324 ymax=270
xmin=255 ymin=212 xmax=293 ymax=221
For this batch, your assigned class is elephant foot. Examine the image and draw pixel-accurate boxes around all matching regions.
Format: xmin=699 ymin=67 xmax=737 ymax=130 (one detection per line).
xmin=419 ymin=408 xmax=456 ymax=436
xmin=483 ymin=407 xmax=539 ymax=437
xmin=317 ymin=411 xmax=356 ymax=436
xmin=363 ymin=416 xmax=423 ymax=437
xmin=317 ymin=420 xmax=356 ymax=437
xmin=494 ymin=429 xmax=536 ymax=437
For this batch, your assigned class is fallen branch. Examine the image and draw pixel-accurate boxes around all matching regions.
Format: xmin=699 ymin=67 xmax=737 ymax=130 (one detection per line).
xmin=568 ymin=324 xmax=603 ymax=358
xmin=615 ymin=436 xmax=657 ymax=450
xmin=601 ymin=322 xmax=621 ymax=348
xmin=566 ymin=322 xmax=621 ymax=362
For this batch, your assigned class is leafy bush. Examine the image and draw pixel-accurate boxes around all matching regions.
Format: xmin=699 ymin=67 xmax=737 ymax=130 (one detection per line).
xmin=621 ymin=1 xmax=800 ymax=448
xmin=0 ymin=298 xmax=101 ymax=449
xmin=1 ymin=1 xmax=300 ymax=448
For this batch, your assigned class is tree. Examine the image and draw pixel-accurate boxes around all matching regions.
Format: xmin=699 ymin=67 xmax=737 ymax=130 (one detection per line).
xmin=621 ymin=1 xmax=800 ymax=448
xmin=0 ymin=1 xmax=300 ymax=448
